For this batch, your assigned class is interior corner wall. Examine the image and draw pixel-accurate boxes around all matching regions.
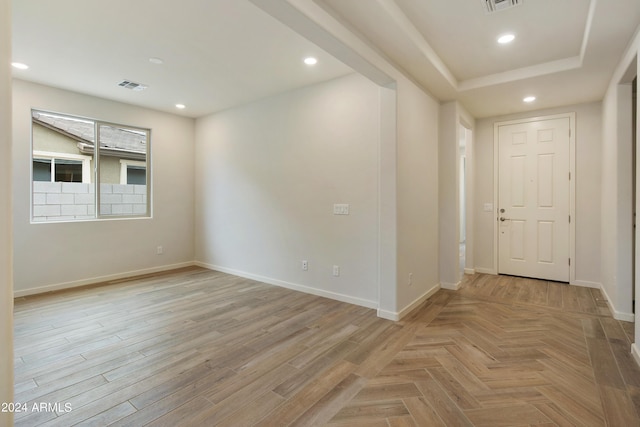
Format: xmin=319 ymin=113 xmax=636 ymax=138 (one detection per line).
xmin=194 ymin=73 xmax=380 ymax=307
xmin=474 ymin=102 xmax=602 ymax=285
xmin=395 ymin=77 xmax=440 ymax=313
xmin=1 ymin=0 xmax=14 ymax=422
xmin=12 ymin=80 xmax=196 ymax=295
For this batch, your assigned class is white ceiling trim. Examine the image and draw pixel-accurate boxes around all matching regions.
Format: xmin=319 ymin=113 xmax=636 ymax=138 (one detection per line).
xmin=369 ymin=0 xmax=597 ymax=92
xmin=252 ymin=0 xmax=395 ymax=86
xmin=458 ymin=0 xmax=596 ymax=91
xmin=580 ymin=0 xmax=598 ymax=59
xmin=458 ymin=56 xmax=582 ymax=91
xmin=253 ymin=0 xmax=610 ymax=115
xmin=375 ymin=0 xmax=458 ymax=89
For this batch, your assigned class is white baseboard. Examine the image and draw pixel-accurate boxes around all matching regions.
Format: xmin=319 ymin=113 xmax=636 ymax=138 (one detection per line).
xmin=377 ymin=283 xmax=440 ymax=321
xmin=196 ymin=262 xmax=378 ymax=310
xmin=14 ymin=261 xmax=196 ymax=298
xmin=571 ymin=280 xmax=601 ymax=289
xmin=599 ymin=285 xmax=635 ymax=322
xmin=440 ymin=281 xmax=461 ymax=291
xmin=376 ymin=309 xmax=398 ymax=321
xmin=463 ymin=268 xmax=475 ymax=275
xmin=632 ymin=343 xmax=640 ymax=368
xmin=475 ymin=267 xmax=496 ymax=275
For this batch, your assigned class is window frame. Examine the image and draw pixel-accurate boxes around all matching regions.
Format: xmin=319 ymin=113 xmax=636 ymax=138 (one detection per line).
xmin=31 ymin=109 xmax=152 ymax=223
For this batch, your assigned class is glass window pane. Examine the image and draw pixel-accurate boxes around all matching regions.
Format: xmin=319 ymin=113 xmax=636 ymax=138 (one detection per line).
xmin=33 ymin=159 xmax=51 ymax=182
xmin=32 ymin=110 xmax=96 ymax=222
xmin=54 ymin=160 xmax=82 ymax=182
xmin=98 ymin=124 xmax=148 ymax=217
xmin=127 ymin=166 xmax=146 ymax=185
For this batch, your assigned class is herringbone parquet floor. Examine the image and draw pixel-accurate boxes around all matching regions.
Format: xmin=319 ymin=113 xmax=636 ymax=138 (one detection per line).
xmin=13 ymin=268 xmax=640 ymax=426
xmin=328 ymin=275 xmax=640 ymax=426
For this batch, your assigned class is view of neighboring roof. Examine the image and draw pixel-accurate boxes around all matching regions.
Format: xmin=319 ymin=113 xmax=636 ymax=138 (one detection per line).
xmin=32 ymin=110 xmax=147 ymax=156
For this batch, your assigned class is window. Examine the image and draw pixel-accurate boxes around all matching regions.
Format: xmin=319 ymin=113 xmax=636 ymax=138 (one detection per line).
xmin=31 ymin=110 xmax=150 ymax=222
xmin=119 ymin=160 xmax=147 ymax=185
xmin=32 ymin=151 xmax=92 ymax=183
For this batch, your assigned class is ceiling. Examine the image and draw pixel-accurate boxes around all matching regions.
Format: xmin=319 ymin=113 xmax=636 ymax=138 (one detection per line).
xmin=11 ymin=0 xmax=353 ymax=118
xmin=11 ymin=0 xmax=640 ymax=119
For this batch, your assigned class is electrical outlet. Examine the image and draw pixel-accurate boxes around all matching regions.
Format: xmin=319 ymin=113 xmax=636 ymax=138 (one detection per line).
xmin=156 ymin=246 xmax=163 ymax=255
xmin=408 ymin=273 xmax=413 ymax=286
xmin=332 ymin=265 xmax=340 ymax=276
xmin=302 ymin=260 xmax=308 ymax=271
xmin=333 ymin=204 xmax=350 ymax=215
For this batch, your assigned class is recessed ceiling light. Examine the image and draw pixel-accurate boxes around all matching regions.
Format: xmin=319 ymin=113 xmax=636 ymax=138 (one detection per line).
xmin=149 ymin=57 xmax=164 ymax=65
xmin=497 ymin=34 xmax=515 ymax=44
xmin=175 ymin=104 xmax=186 ymax=109
xmin=11 ymin=62 xmax=29 ymax=70
xmin=523 ymin=96 xmax=536 ymax=103
xmin=303 ymin=57 xmax=318 ymax=66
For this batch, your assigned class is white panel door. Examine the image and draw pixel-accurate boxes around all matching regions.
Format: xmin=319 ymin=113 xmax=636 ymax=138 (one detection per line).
xmin=498 ymin=117 xmax=570 ymax=282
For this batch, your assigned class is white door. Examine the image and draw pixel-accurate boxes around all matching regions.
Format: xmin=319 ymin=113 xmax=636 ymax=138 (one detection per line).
xmin=498 ymin=117 xmax=570 ymax=282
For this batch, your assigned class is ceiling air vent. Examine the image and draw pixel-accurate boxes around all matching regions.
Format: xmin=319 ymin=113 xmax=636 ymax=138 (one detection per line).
xmin=482 ymin=0 xmax=522 ymax=14
xmin=117 ymin=80 xmax=148 ymax=91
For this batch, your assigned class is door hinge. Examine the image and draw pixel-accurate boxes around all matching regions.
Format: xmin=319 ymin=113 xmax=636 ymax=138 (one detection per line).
xmin=569 ymin=129 xmax=571 ymax=137
xmin=569 ymin=258 xmax=571 ymax=266
xmin=569 ymin=215 xmax=571 ymax=223
xmin=569 ymin=172 xmax=571 ymax=180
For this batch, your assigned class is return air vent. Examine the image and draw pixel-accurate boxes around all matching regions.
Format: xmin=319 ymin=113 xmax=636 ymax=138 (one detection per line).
xmin=117 ymin=80 xmax=148 ymax=91
xmin=482 ymin=0 xmax=522 ymax=13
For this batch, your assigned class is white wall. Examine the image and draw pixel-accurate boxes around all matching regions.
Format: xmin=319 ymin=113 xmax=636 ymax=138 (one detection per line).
xmin=598 ymin=26 xmax=640 ymax=360
xmin=474 ymin=102 xmax=602 ymax=287
xmin=439 ymin=101 xmax=475 ymax=289
xmin=195 ymin=74 xmax=380 ymax=307
xmin=601 ymin=26 xmax=640 ymax=326
xmin=195 ymin=73 xmax=440 ymax=317
xmin=602 ymin=85 xmax=634 ymax=320
xmin=395 ymin=77 xmax=440 ymax=315
xmin=439 ymin=103 xmax=458 ymax=288
xmin=1 ymin=0 xmax=14 ymax=424
xmin=12 ymin=80 xmax=196 ymax=295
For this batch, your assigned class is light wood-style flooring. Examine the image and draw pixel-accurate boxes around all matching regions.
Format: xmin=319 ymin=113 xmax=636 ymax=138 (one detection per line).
xmin=13 ymin=268 xmax=640 ymax=426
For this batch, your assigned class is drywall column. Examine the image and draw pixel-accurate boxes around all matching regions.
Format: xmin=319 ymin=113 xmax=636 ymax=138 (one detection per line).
xmin=618 ymin=84 xmax=634 ymax=317
xmin=377 ymin=83 xmax=398 ymax=317
xmin=463 ymin=125 xmax=475 ymax=273
xmin=439 ymin=102 xmax=460 ymax=289
xmin=0 ymin=0 xmax=14 ymax=424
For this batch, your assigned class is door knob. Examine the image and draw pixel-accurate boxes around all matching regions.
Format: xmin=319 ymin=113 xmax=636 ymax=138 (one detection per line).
xmin=499 ymin=217 xmax=510 ymax=222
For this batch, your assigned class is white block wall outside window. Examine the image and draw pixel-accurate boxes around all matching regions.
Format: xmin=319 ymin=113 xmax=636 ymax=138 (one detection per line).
xmin=32 ymin=182 xmax=146 ymax=222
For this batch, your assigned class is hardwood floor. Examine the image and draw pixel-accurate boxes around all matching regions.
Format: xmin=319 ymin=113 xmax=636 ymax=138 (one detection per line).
xmin=12 ymin=268 xmax=640 ymax=426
